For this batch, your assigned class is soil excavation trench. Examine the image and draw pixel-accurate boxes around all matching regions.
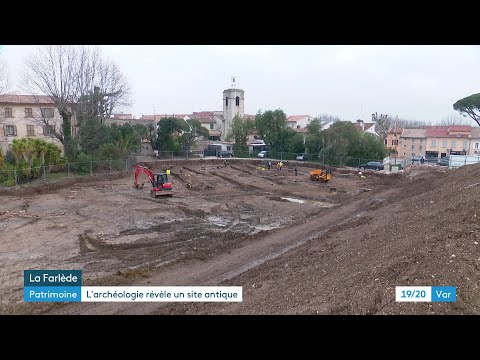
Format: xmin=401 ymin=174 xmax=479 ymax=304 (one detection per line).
xmin=44 ymin=192 xmax=380 ymax=315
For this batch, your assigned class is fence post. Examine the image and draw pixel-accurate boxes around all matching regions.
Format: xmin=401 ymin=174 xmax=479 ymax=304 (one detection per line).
xmin=14 ymin=169 xmax=18 ymax=187
xmin=90 ymin=161 xmax=93 ymax=176
xmin=322 ymin=155 xmax=325 ymax=164
xmin=281 ymin=152 xmax=283 ymax=160
xmin=125 ymin=158 xmax=128 ymax=171
xmin=67 ymin=162 xmax=70 ymax=178
xmin=109 ymin=159 xmax=112 ymax=173
xmin=43 ymin=166 xmax=46 ymax=182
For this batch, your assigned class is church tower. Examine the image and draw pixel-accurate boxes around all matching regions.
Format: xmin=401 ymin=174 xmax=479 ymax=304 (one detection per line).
xmin=222 ymin=77 xmax=244 ymax=140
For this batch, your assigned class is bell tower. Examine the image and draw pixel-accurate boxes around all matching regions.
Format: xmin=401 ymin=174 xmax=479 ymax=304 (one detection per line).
xmin=222 ymin=76 xmax=244 ymax=140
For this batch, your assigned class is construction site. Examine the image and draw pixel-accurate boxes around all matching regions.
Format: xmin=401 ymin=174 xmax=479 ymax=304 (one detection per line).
xmin=1 ymin=158 xmax=480 ymax=315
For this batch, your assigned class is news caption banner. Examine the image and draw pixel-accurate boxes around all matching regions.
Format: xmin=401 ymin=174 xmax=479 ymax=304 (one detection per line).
xmin=396 ymin=286 xmax=456 ymax=302
xmin=24 ymin=270 xmax=242 ymax=303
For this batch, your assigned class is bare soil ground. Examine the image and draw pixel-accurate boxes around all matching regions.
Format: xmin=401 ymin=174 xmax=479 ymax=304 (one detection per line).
xmin=1 ymin=159 xmax=478 ymax=315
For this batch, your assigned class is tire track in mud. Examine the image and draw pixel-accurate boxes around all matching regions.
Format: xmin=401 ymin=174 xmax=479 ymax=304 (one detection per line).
xmin=46 ymin=188 xmax=400 ymax=315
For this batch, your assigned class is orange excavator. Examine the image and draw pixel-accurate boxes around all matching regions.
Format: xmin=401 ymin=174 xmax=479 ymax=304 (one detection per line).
xmin=134 ymin=164 xmax=173 ymax=197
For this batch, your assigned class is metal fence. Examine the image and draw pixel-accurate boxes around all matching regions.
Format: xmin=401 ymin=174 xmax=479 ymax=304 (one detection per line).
xmin=1 ymin=151 xmax=413 ymax=190
xmin=153 ymin=149 xmax=388 ymax=168
xmin=0 ymin=159 xmax=132 ymax=189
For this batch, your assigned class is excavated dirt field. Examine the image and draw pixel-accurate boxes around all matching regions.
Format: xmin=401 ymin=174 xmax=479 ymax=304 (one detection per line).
xmin=1 ymin=158 xmax=479 ymax=315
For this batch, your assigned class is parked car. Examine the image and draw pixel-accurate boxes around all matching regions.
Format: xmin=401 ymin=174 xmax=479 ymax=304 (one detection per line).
xmin=296 ymin=153 xmax=307 ymax=161
xmin=217 ymin=151 xmax=234 ymax=158
xmin=437 ymin=157 xmax=450 ymax=166
xmin=359 ymin=161 xmax=384 ymax=171
xmin=257 ymin=150 xmax=269 ymax=158
xmin=411 ymin=155 xmax=423 ymax=162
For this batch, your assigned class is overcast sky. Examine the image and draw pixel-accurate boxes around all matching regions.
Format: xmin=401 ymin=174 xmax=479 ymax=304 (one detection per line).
xmin=1 ymin=45 xmax=479 ymax=124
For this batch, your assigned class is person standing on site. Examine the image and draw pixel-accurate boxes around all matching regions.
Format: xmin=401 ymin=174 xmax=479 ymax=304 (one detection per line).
xmin=294 ymin=165 xmax=298 ymax=176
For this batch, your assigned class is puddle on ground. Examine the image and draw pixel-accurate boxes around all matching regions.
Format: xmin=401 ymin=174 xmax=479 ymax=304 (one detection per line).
xmin=312 ymin=201 xmax=336 ymax=208
xmin=206 ymin=216 xmax=231 ymax=227
xmin=281 ymin=197 xmax=305 ymax=204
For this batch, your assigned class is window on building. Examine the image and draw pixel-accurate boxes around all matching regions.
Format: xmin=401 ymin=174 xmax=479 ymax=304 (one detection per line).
xmin=25 ymin=108 xmax=33 ymax=117
xmin=411 ymin=145 xmax=415 ymax=150
xmin=41 ymin=108 xmax=54 ymax=118
xmin=392 ymin=139 xmax=398 ymax=146
xmin=463 ymin=140 xmax=468 ymax=149
xmin=432 ymin=140 xmax=437 ymax=147
xmin=411 ymin=153 xmax=415 ymax=158
xmin=384 ymin=139 xmax=387 ymax=145
xmin=27 ymin=125 xmax=35 ymax=136
xmin=236 ymin=96 xmax=240 ymax=106
xmin=411 ymin=138 xmax=415 ymax=142
xmin=4 ymin=108 xmax=13 ymax=117
xmin=225 ymin=97 xmax=228 ymax=107
xmin=476 ymin=143 xmax=479 ymax=149
xmin=419 ymin=138 xmax=423 ymax=142
xmin=419 ymin=145 xmax=422 ymax=151
xmin=451 ymin=140 xmax=456 ymax=148
xmin=3 ymin=125 xmax=17 ymax=136
xmin=43 ymin=124 xmax=55 ymax=135
xmin=209 ymin=124 xmax=214 ymax=130
xmin=442 ymin=140 xmax=447 ymax=148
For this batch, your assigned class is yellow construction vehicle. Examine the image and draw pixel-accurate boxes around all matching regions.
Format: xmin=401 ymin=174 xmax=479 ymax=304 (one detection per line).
xmin=309 ymin=168 xmax=332 ymax=182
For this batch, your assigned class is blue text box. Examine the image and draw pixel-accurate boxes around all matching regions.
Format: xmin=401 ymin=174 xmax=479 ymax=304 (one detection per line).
xmin=24 ymin=286 xmax=81 ymax=302
xmin=431 ymin=286 xmax=456 ymax=302
xmin=24 ymin=270 xmax=82 ymax=286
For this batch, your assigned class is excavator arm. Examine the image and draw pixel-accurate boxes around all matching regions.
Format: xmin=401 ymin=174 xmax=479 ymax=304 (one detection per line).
xmin=134 ymin=165 xmax=155 ymax=188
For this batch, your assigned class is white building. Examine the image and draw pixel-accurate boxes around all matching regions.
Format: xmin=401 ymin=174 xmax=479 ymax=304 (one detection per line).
xmin=354 ymin=119 xmax=377 ymax=136
xmin=287 ymin=115 xmax=312 ymax=129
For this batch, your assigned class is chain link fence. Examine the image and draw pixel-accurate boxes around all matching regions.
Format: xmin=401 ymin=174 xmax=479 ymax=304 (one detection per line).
xmin=0 ymin=159 xmax=132 ymax=189
xmin=1 ymin=150 xmax=406 ymax=190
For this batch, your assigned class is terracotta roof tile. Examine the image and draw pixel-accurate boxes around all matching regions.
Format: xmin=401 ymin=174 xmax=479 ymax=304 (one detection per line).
xmin=448 ymin=125 xmax=471 ymax=132
xmin=426 ymin=128 xmax=448 ymax=137
xmin=0 ymin=94 xmax=54 ymax=104
xmin=287 ymin=115 xmax=309 ymax=122
xmin=401 ymin=129 xmax=426 ymax=138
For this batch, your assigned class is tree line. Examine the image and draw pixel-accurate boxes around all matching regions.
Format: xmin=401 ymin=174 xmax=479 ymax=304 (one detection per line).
xmin=226 ymin=110 xmax=387 ymax=162
xmin=2 ymin=45 xmax=480 ymax=174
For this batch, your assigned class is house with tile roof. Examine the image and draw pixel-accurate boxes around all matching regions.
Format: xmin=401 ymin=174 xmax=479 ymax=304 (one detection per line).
xmin=398 ymin=128 xmax=427 ymax=159
xmin=425 ymin=125 xmax=471 ymax=158
xmin=287 ymin=115 xmax=311 ymax=129
xmin=0 ymin=93 xmax=72 ymax=154
xmin=354 ymin=119 xmax=377 ymax=136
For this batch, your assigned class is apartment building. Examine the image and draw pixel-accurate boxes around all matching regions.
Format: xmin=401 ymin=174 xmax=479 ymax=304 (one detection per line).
xmin=425 ymin=125 xmax=471 ymax=158
xmin=398 ymin=128 xmax=427 ymax=158
xmin=0 ymin=93 xmax=68 ymax=154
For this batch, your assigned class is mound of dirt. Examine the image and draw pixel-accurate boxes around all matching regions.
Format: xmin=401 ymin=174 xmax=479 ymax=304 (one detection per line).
xmin=159 ymin=164 xmax=480 ymax=315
